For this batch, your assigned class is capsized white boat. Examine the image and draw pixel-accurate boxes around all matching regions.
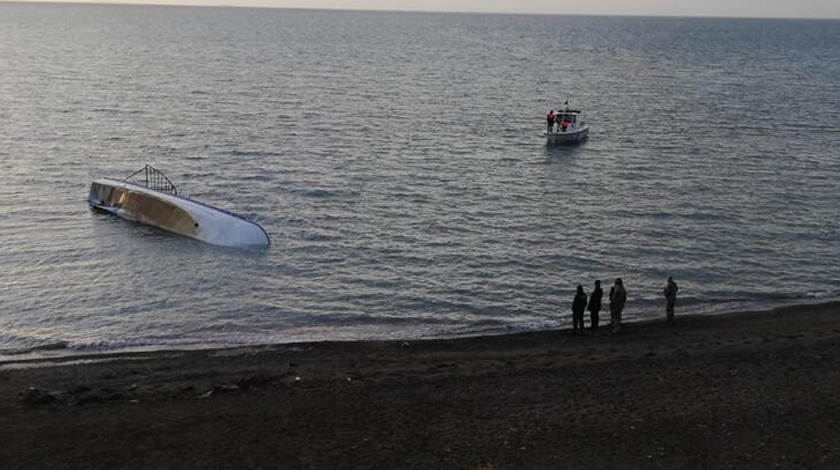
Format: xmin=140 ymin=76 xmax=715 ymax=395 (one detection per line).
xmin=88 ymin=165 xmax=270 ymax=248
xmin=544 ymin=104 xmax=589 ymax=145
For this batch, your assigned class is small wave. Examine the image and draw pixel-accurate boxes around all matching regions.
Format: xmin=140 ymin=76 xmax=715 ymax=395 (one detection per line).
xmin=297 ymin=189 xmax=337 ymax=199
xmin=230 ymin=150 xmax=283 ymax=158
xmin=28 ymin=342 xmax=70 ymax=352
xmin=297 ymin=232 xmax=343 ymax=242
xmin=239 ymin=174 xmax=274 ymax=182
xmin=180 ymin=171 xmax=216 ymax=179
xmin=66 ymin=337 xmax=233 ymax=351
xmin=0 ymin=341 xmax=70 ymax=356
xmin=801 ymin=290 xmax=837 ymax=300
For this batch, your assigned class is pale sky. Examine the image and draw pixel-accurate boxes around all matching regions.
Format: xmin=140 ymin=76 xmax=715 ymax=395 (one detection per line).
xmin=9 ymin=0 xmax=840 ymax=19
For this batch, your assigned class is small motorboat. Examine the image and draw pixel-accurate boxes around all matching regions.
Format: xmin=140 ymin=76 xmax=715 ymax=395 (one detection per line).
xmin=544 ymin=104 xmax=589 ymax=145
xmin=88 ymin=165 xmax=270 ymax=248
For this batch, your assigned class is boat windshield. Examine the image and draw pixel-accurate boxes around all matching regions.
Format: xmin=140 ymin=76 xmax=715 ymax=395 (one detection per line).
xmin=558 ymin=113 xmax=577 ymax=123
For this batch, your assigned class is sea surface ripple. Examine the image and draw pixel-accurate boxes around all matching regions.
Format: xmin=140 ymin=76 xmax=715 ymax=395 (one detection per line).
xmin=1 ymin=5 xmax=839 ymax=359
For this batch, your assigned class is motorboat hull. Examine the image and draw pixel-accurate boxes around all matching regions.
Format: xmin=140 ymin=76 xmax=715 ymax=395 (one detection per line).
xmin=544 ymin=125 xmax=589 ymax=145
xmin=88 ymin=178 xmax=270 ymax=248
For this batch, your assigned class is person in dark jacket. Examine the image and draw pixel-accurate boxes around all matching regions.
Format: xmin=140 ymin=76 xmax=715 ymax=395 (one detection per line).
xmin=587 ymin=279 xmax=603 ymax=330
xmin=546 ymin=110 xmax=555 ymax=133
xmin=572 ymin=285 xmax=587 ymax=335
xmin=664 ymin=276 xmax=679 ymax=323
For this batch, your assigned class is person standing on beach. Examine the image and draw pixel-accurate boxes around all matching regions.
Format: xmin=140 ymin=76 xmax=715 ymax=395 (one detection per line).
xmin=572 ymin=285 xmax=587 ymax=335
xmin=588 ymin=280 xmax=603 ymax=330
xmin=664 ymin=276 xmax=679 ymax=323
xmin=610 ymin=278 xmax=627 ymax=334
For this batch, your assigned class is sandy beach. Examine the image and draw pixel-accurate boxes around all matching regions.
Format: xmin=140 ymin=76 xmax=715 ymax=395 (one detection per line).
xmin=2 ymin=302 xmax=840 ymax=469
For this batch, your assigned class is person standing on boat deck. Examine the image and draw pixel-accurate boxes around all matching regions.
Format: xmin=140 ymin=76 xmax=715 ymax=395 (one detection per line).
xmin=588 ymin=280 xmax=603 ymax=330
xmin=547 ymin=110 xmax=555 ymax=133
xmin=663 ymin=276 xmax=679 ymax=323
xmin=572 ymin=285 xmax=587 ymax=335
xmin=610 ymin=278 xmax=627 ymax=334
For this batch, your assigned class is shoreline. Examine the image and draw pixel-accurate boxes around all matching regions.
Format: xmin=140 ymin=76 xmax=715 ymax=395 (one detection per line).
xmin=2 ymin=297 xmax=836 ymax=369
xmin=3 ymin=301 xmax=840 ymax=469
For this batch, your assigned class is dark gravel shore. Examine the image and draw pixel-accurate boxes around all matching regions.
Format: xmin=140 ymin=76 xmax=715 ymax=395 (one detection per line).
xmin=2 ymin=302 xmax=840 ymax=469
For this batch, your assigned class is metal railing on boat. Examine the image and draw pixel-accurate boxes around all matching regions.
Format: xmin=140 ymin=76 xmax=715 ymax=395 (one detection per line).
xmin=124 ymin=164 xmax=178 ymax=196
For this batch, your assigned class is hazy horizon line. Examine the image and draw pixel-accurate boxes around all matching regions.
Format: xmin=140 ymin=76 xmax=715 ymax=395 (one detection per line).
xmin=2 ymin=0 xmax=839 ymax=21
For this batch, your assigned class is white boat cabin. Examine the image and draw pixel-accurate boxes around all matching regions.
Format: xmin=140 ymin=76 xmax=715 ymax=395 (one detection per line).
xmin=545 ymin=106 xmax=589 ymax=144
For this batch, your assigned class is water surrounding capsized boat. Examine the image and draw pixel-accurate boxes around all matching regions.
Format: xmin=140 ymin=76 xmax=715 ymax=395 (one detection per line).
xmin=88 ymin=165 xmax=270 ymax=248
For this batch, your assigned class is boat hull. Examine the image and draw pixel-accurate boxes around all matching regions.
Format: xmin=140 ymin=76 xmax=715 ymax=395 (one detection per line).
xmin=544 ymin=125 xmax=589 ymax=144
xmin=88 ymin=178 xmax=270 ymax=248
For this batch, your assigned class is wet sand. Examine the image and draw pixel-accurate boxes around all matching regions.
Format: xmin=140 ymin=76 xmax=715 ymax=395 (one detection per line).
xmin=2 ymin=302 xmax=840 ymax=469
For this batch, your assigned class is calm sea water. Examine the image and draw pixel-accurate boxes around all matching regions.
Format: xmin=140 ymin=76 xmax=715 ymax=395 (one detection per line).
xmin=1 ymin=4 xmax=839 ymax=360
